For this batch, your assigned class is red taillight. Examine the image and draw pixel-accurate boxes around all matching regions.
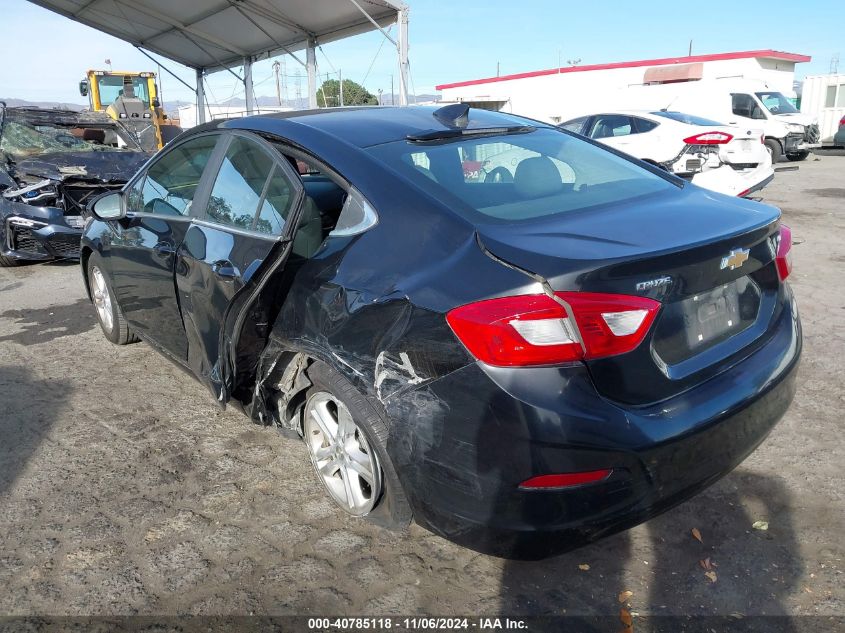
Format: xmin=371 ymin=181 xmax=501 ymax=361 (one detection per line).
xmin=519 ymin=469 xmax=612 ymax=490
xmin=683 ymin=131 xmax=734 ymax=145
xmin=775 ymin=224 xmax=792 ymax=281
xmin=839 ymin=116 xmax=845 ymax=127
xmin=446 ymin=292 xmax=661 ymax=367
xmin=761 ymin=135 xmax=765 ymax=144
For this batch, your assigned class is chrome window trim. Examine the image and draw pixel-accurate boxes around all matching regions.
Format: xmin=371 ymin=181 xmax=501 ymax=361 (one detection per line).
xmin=190 ymin=217 xmax=284 ymax=242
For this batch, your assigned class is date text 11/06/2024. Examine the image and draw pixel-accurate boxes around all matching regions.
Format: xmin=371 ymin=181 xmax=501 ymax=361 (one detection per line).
xmin=307 ymin=618 xmax=528 ymax=630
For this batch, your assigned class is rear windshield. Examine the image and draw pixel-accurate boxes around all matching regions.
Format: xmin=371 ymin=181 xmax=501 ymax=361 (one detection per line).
xmin=650 ymin=111 xmax=725 ymax=126
xmin=367 ymin=128 xmax=675 ymax=223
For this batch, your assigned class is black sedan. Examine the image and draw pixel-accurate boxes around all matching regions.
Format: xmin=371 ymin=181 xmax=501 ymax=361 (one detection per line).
xmin=80 ymin=105 xmax=801 ymax=558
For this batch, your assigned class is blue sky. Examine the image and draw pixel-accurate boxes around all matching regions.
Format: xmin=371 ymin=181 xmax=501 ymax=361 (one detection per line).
xmin=0 ymin=0 xmax=839 ymax=105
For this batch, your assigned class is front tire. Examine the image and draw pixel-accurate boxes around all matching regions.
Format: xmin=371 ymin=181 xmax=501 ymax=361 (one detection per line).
xmin=86 ymin=252 xmax=138 ymax=345
xmin=302 ymin=361 xmax=412 ymax=527
xmin=764 ymin=139 xmax=782 ymax=164
xmin=787 ymin=150 xmax=810 ymax=161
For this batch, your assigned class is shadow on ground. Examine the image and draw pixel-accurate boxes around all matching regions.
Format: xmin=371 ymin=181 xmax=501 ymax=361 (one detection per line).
xmin=0 ymin=365 xmax=72 ymax=497
xmin=498 ymin=471 xmax=802 ymax=630
xmin=0 ymin=297 xmax=95 ymax=345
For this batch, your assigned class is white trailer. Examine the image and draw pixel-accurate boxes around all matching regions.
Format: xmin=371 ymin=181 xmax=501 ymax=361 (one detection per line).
xmin=800 ymin=74 xmax=845 ymax=145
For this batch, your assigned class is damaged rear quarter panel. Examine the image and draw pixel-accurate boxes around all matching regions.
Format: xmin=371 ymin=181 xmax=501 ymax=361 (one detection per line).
xmin=250 ymin=163 xmax=538 ymax=486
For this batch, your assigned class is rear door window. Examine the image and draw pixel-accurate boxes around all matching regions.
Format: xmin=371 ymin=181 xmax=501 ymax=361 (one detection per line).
xmin=128 ymin=134 xmax=219 ymax=216
xmin=632 ymin=117 xmax=659 ymax=133
xmin=588 ymin=115 xmax=633 ymax=139
xmin=206 ymin=136 xmax=277 ymax=230
xmin=254 ymin=166 xmax=295 ymax=235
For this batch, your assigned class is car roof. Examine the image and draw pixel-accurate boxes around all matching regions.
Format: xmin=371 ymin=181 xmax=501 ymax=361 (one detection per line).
xmin=200 ymin=106 xmax=551 ymax=149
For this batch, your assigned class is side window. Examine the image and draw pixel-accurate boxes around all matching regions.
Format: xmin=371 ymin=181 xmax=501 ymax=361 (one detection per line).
xmin=127 ymin=135 xmax=218 ymax=216
xmin=560 ymin=117 xmax=588 ymax=134
xmin=731 ymin=94 xmax=766 ymax=120
xmin=589 ymin=115 xmax=633 ymax=139
xmin=254 ymin=165 xmax=295 ymax=235
xmin=632 ymin=117 xmax=659 ymax=134
xmin=206 ymin=136 xmax=280 ymax=231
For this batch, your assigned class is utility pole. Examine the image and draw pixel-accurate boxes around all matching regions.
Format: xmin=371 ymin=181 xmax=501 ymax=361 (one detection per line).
xmin=273 ymin=60 xmax=282 ymax=106
xmin=390 ymin=75 xmax=394 ymax=105
xmin=339 ymin=69 xmax=344 ymax=106
xmin=688 ymin=40 xmax=693 ymax=56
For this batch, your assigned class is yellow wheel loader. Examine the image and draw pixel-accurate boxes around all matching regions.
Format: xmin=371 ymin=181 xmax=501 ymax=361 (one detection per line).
xmin=79 ymin=70 xmax=181 ymax=152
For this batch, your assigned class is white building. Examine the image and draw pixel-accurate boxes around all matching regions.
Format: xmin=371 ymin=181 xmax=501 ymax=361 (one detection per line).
xmin=800 ymin=74 xmax=845 ymax=144
xmin=436 ymin=50 xmax=811 ymax=124
xmin=177 ymin=104 xmax=294 ymax=129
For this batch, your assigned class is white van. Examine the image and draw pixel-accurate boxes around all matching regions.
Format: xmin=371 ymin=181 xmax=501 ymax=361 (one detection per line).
xmin=610 ymin=80 xmax=821 ymax=162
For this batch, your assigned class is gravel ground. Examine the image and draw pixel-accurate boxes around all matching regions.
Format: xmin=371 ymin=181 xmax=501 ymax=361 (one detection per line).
xmin=0 ymin=156 xmax=843 ymax=621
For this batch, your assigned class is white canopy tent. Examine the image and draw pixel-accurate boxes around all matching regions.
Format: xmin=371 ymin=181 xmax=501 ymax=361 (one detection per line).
xmin=27 ymin=0 xmax=410 ymax=122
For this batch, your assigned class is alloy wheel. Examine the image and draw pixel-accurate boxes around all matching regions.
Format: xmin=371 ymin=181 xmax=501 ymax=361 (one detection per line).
xmin=304 ymin=391 xmax=382 ymax=516
xmin=91 ymin=266 xmax=114 ymax=333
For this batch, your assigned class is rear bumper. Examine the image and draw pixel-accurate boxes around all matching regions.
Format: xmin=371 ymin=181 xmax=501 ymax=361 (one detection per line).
xmin=690 ymin=162 xmax=774 ymax=197
xmin=0 ymin=200 xmax=83 ymax=262
xmin=386 ymin=286 xmax=801 ymax=559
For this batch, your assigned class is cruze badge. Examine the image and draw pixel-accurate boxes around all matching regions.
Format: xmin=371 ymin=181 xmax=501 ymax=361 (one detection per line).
xmin=720 ymin=248 xmax=750 ymax=270
xmin=636 ymin=276 xmax=672 ymax=292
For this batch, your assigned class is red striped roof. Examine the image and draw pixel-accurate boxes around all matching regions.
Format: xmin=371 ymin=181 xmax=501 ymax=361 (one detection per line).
xmin=435 ymin=50 xmax=811 ymax=91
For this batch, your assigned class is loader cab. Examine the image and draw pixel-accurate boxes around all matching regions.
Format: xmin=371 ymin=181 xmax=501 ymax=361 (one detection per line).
xmin=79 ymin=70 xmax=181 ymax=151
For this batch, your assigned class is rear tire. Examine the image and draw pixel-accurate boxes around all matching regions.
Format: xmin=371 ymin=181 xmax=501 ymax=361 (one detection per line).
xmin=302 ymin=360 xmax=412 ymax=528
xmin=0 ymin=254 xmax=20 ymax=267
xmin=786 ymin=151 xmax=810 ymax=161
xmin=764 ymin=139 xmax=782 ymax=164
xmin=86 ymin=252 xmax=138 ymax=345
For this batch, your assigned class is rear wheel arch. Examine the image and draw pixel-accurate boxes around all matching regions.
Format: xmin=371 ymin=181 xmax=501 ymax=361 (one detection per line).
xmin=253 ymin=343 xmax=374 ymax=432
xmin=303 ymin=359 xmax=413 ymax=527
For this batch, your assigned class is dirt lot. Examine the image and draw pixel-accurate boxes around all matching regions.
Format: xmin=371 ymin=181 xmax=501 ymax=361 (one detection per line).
xmin=0 ymin=156 xmax=843 ymax=623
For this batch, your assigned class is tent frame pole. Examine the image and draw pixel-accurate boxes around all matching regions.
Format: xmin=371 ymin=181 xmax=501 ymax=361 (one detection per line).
xmin=196 ymin=68 xmax=206 ymax=124
xmin=306 ymin=38 xmax=318 ymax=109
xmin=244 ymin=56 xmax=255 ymax=114
xmin=397 ymin=7 xmax=409 ymax=106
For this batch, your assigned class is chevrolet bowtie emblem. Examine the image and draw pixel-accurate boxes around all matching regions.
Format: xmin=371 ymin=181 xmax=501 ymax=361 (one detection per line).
xmin=720 ymin=248 xmax=750 ymax=270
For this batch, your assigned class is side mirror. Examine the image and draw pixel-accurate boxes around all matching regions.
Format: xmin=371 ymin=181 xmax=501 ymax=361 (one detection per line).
xmin=89 ymin=191 xmax=125 ymax=220
xmin=79 ymin=79 xmax=89 ymax=97
xmin=151 ymin=98 xmax=161 ymax=108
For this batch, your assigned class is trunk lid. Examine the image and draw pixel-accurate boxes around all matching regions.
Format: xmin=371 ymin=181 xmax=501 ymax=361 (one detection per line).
xmin=719 ymin=126 xmax=767 ymax=166
xmin=478 ymin=185 xmax=784 ymax=404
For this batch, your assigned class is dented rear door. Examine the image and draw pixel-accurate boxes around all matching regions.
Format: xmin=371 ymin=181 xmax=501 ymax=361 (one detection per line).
xmin=175 ymin=131 xmax=303 ymax=401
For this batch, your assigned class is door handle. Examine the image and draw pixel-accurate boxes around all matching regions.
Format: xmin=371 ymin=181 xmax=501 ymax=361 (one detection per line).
xmin=211 ymin=260 xmax=238 ymax=280
xmin=153 ymin=242 xmax=176 ymax=258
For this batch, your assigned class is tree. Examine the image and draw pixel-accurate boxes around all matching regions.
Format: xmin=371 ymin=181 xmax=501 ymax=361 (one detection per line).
xmin=316 ymin=78 xmax=378 ymax=107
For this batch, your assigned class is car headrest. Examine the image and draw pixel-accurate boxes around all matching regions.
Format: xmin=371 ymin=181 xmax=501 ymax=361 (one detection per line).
xmin=514 ymin=156 xmax=563 ymax=199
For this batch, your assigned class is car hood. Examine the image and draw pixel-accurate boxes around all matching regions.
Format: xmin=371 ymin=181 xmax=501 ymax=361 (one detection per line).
xmin=771 ymin=112 xmax=816 ymax=127
xmin=12 ymin=150 xmax=151 ymax=183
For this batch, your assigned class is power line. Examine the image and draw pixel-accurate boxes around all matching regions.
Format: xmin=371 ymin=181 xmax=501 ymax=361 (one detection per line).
xmin=360 ymin=25 xmax=391 ymax=89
